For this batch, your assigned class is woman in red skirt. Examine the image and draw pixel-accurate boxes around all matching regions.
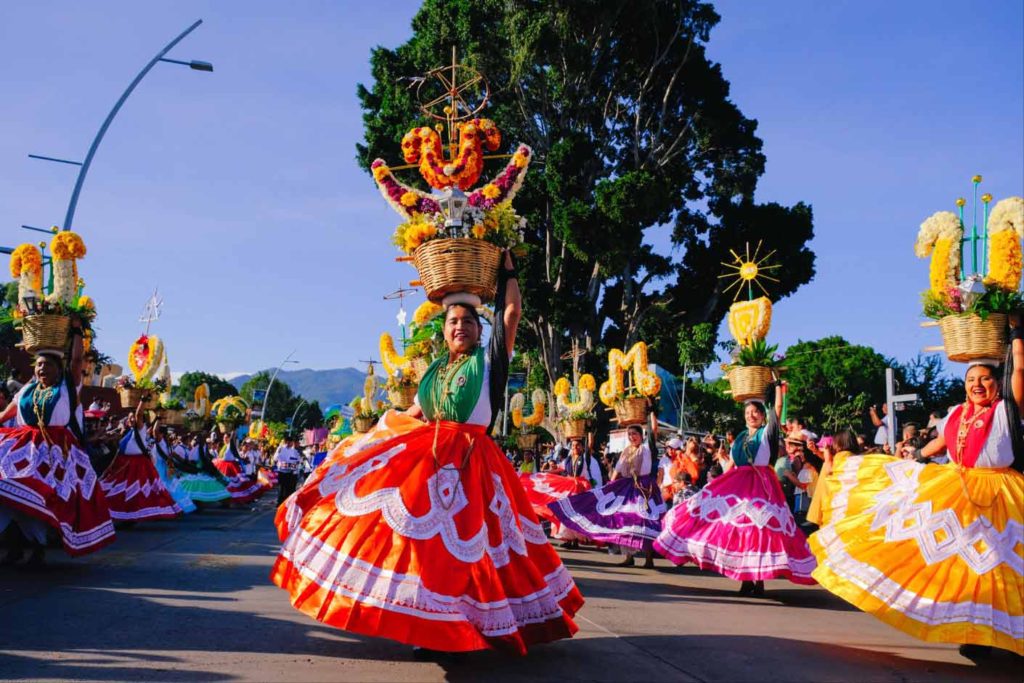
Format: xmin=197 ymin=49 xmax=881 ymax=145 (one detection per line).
xmin=272 ymin=253 xmax=583 ymax=656
xmin=99 ymin=402 xmax=182 ymax=523
xmin=0 ymin=332 xmax=115 ymax=564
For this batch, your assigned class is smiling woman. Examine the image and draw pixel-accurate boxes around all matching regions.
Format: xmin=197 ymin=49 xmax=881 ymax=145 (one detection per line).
xmin=271 ymin=251 xmax=584 ymax=657
xmin=810 ymin=319 xmax=1024 ymax=657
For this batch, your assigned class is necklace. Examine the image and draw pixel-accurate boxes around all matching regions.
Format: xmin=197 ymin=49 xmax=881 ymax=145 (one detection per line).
xmin=430 ymin=350 xmax=475 ymax=421
xmin=954 ymin=401 xmax=993 ymax=465
xmin=31 ymin=382 xmax=59 ymax=445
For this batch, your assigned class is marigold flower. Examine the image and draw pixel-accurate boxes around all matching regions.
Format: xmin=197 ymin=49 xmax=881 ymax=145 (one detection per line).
xmin=482 ymin=184 xmax=500 ymax=199
xmin=400 ymin=191 xmax=419 ymax=208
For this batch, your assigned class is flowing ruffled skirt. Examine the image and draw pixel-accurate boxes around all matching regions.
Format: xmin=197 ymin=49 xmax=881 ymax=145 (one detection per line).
xmin=154 ymin=457 xmax=196 ymax=514
xmin=99 ymin=453 xmax=182 ymax=521
xmin=176 ymin=471 xmax=231 ymax=503
xmin=0 ymin=426 xmax=115 ymax=555
xmin=654 ymin=465 xmax=816 ymax=583
xmin=271 ymin=412 xmax=583 ymax=654
xmin=549 ymin=474 xmax=666 ymax=551
xmin=809 ymin=454 xmax=1023 ymax=655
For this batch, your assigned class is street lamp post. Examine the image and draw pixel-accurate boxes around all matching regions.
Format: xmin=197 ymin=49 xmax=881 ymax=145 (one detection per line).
xmin=30 ymin=19 xmax=212 ymax=232
xmin=261 ymin=351 xmax=299 ymax=421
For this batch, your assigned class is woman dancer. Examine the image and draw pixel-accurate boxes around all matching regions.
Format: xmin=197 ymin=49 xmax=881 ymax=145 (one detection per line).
xmin=655 ymin=383 xmax=816 ymax=594
xmin=99 ymin=402 xmax=182 ymax=523
xmin=175 ymin=434 xmax=231 ymax=505
xmin=272 ymin=253 xmax=582 ymax=656
xmin=549 ymin=414 xmax=666 ymax=568
xmin=0 ymin=334 xmax=115 ymax=562
xmin=150 ymin=421 xmax=196 ymax=514
xmin=810 ymin=325 xmax=1024 ymax=658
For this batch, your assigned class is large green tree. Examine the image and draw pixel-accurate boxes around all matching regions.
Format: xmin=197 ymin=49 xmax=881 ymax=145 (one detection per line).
xmin=172 ymin=371 xmax=238 ymax=406
xmin=781 ymin=337 xmax=889 ymax=433
xmin=357 ymin=0 xmax=815 ymax=385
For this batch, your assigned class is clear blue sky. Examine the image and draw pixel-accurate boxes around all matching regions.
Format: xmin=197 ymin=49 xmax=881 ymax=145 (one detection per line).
xmin=1 ymin=1 xmax=1021 ymax=377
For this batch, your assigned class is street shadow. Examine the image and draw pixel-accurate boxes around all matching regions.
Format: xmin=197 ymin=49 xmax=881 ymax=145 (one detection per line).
xmin=433 ymin=634 xmax=1023 ymax=683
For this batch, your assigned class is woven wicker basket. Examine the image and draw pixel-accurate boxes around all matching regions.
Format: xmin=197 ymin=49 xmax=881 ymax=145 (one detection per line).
xmin=353 ymin=416 xmax=375 ymax=433
xmin=939 ymin=314 xmax=1007 ymax=362
xmin=728 ymin=365 xmax=774 ymax=402
xmin=20 ymin=314 xmax=70 ymax=354
xmin=388 ymin=384 xmax=418 ymax=410
xmin=516 ymin=432 xmax=539 ymax=450
xmin=413 ymin=238 xmax=503 ymax=303
xmin=162 ymin=409 xmax=186 ymax=426
xmin=562 ymin=419 xmax=588 ymax=440
xmin=118 ymin=387 xmax=153 ymax=410
xmin=184 ymin=416 xmax=208 ymax=433
xmin=614 ymin=397 xmax=649 ymax=426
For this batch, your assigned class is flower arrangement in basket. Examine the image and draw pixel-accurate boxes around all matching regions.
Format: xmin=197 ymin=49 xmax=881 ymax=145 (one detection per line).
xmin=554 ymin=374 xmax=597 ymax=439
xmin=350 ymin=363 xmax=384 ymax=433
xmin=116 ymin=375 xmax=167 ymax=411
xmin=599 ymin=342 xmax=662 ymax=425
xmin=718 ymin=242 xmax=783 ymax=402
xmin=915 ymin=176 xmax=1023 ymax=362
xmin=511 ymin=388 xmax=546 ymax=449
xmin=369 ymin=56 xmax=531 ymax=305
xmin=158 ymin=398 xmax=187 ymax=426
xmin=5 ymin=231 xmax=96 ymax=355
xmin=211 ymin=395 xmax=249 ymax=433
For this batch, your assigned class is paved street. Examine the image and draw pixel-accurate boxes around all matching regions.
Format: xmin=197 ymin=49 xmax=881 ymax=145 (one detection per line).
xmin=1 ymin=500 xmax=1019 ymax=682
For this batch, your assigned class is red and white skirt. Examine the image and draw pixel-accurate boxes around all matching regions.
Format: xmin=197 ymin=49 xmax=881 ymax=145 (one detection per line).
xmin=99 ymin=453 xmax=182 ymax=521
xmin=272 ymin=415 xmax=583 ymax=654
xmin=214 ymin=459 xmax=268 ymax=503
xmin=0 ymin=426 xmax=115 ymax=555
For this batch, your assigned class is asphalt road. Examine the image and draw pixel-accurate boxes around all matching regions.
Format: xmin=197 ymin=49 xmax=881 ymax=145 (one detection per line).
xmin=0 ymin=498 xmax=1019 ymax=682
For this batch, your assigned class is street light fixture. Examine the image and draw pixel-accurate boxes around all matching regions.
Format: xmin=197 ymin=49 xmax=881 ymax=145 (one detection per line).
xmin=158 ymin=57 xmax=214 ymax=72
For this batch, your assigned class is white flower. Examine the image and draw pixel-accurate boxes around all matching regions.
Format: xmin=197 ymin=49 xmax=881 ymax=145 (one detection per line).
xmin=988 ymin=196 xmax=1024 ymax=237
xmin=915 ymin=211 xmax=961 ymax=258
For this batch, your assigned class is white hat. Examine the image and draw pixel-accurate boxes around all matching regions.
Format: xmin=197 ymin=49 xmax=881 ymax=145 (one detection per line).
xmin=667 ymin=437 xmax=684 ymax=450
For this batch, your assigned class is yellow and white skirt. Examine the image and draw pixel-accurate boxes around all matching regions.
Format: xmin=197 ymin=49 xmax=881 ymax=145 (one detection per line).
xmin=809 ymin=454 xmax=1023 ymax=655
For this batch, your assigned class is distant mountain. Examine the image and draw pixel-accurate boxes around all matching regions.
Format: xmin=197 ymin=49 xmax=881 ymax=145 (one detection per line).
xmin=229 ymin=367 xmax=380 ymax=408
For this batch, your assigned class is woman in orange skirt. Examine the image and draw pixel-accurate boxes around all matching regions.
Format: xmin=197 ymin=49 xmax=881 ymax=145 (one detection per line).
xmin=272 ymin=253 xmax=582 ymax=656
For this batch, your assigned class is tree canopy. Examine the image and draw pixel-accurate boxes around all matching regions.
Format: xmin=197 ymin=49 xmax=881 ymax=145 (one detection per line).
xmin=172 ymin=371 xmax=238 ymax=406
xmin=357 ymin=0 xmax=816 ymax=386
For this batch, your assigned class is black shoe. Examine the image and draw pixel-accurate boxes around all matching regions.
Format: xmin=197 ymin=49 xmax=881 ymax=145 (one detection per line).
xmin=751 ymin=580 xmax=765 ymax=597
xmin=738 ymin=580 xmax=754 ymax=596
xmin=959 ymin=644 xmax=992 ymax=661
xmin=616 ymin=555 xmax=635 ymax=567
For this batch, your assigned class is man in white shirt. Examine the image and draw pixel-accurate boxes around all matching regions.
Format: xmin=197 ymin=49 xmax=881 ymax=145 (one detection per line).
xmin=274 ymin=438 xmax=302 ymax=504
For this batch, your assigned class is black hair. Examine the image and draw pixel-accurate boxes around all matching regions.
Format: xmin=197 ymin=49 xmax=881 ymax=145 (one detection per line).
xmin=626 ymin=425 xmax=644 ymax=437
xmin=743 ymin=400 xmax=767 ymax=418
xmin=444 ymin=303 xmax=482 ymax=327
xmin=833 ymin=429 xmax=862 ymax=455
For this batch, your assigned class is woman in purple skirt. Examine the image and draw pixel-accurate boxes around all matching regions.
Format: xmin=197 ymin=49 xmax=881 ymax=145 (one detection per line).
xmin=549 ymin=413 xmax=666 ymax=567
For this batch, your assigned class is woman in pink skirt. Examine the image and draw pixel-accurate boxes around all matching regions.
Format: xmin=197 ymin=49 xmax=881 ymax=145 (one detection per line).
xmin=654 ymin=381 xmax=816 ymax=595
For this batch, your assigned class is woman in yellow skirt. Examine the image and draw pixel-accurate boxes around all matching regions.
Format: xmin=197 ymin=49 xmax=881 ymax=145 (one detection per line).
xmin=810 ymin=321 xmax=1024 ymax=659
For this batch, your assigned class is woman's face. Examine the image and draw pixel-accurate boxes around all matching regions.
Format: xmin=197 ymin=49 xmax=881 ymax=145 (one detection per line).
xmin=684 ymin=439 xmax=698 ymax=455
xmin=34 ymin=355 xmax=61 ymax=387
xmin=627 ymin=429 xmax=643 ymax=446
xmin=744 ymin=403 xmax=766 ymax=429
xmin=443 ymin=306 xmax=481 ymax=355
xmin=964 ymin=365 xmax=999 ymax=407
